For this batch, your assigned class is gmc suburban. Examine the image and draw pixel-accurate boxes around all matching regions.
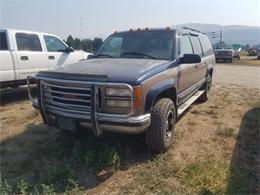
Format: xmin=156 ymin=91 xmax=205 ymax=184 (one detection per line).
xmin=28 ymin=27 xmax=215 ymax=153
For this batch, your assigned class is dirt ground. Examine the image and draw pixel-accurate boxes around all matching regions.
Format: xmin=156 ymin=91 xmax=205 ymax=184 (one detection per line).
xmin=214 ymin=64 xmax=260 ymax=89
xmin=218 ymin=56 xmax=260 ymax=66
xmin=0 ymin=62 xmax=260 ymax=194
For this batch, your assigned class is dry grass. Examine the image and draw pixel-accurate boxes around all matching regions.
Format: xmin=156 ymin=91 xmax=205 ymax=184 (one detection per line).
xmin=0 ymin=84 xmax=259 ymax=194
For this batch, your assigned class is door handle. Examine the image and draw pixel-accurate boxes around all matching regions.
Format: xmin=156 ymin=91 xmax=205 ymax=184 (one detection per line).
xmin=48 ymin=56 xmax=55 ymax=60
xmin=20 ymin=56 xmax=29 ymax=61
xmin=195 ymin=65 xmax=198 ymax=70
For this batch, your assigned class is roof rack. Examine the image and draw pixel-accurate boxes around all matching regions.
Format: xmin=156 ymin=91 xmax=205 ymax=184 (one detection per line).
xmin=182 ymin=26 xmax=205 ymax=34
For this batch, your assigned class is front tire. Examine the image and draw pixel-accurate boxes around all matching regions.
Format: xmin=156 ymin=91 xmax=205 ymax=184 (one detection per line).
xmin=146 ymin=98 xmax=176 ymax=153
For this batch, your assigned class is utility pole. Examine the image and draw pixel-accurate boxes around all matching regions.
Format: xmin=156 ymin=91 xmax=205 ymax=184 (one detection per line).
xmin=80 ymin=16 xmax=83 ymax=43
xmin=220 ymin=30 xmax=223 ymax=45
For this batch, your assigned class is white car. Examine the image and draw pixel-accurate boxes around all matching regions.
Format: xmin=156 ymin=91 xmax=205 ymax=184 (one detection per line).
xmin=0 ymin=29 xmax=92 ymax=88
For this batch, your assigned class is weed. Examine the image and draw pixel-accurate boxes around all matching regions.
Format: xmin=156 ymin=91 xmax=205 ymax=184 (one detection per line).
xmin=71 ymin=139 xmax=121 ymax=169
xmin=65 ymin=179 xmax=82 ymax=194
xmin=250 ymin=100 xmax=260 ymax=108
xmin=191 ymin=109 xmax=201 ymax=115
xmin=41 ymin=184 xmax=56 ymax=195
xmin=187 ymin=120 xmax=197 ymax=126
xmin=180 ymin=159 xmax=228 ymax=194
xmin=205 ymin=109 xmax=217 ymax=116
xmin=216 ymin=127 xmax=236 ymax=138
xmin=44 ymin=163 xmax=75 ymax=188
xmin=121 ymin=154 xmax=180 ymax=194
xmin=0 ymin=180 xmax=13 ymax=195
xmin=15 ymin=180 xmax=29 ymax=195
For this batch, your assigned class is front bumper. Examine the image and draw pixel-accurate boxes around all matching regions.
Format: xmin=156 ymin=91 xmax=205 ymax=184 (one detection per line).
xmin=27 ymin=76 xmax=151 ymax=135
xmin=80 ymin=113 xmax=151 ymax=134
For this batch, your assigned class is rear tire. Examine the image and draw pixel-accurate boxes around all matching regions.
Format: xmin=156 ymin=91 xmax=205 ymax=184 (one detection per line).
xmin=198 ymin=74 xmax=212 ymax=103
xmin=146 ymin=98 xmax=176 ymax=153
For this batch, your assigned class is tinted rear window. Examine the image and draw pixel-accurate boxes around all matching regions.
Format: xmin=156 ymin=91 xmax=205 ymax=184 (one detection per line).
xmin=16 ymin=33 xmax=42 ymax=51
xmin=199 ymin=34 xmax=214 ymax=56
xmin=189 ymin=35 xmax=203 ymax=56
xmin=0 ymin=32 xmax=8 ymax=50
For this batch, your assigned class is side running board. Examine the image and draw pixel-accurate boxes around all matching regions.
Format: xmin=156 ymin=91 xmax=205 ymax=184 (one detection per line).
xmin=177 ymin=90 xmax=204 ymax=116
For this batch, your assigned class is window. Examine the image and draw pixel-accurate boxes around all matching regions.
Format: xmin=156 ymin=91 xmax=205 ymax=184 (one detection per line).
xmin=100 ymin=36 xmax=123 ymax=57
xmin=189 ymin=35 xmax=203 ymax=56
xmin=180 ymin=34 xmax=193 ymax=57
xmin=198 ymin=34 xmax=214 ymax=56
xmin=44 ymin=35 xmax=67 ymax=52
xmin=16 ymin=33 xmax=42 ymax=51
xmin=96 ymin=31 xmax=174 ymax=60
xmin=0 ymin=32 xmax=8 ymax=50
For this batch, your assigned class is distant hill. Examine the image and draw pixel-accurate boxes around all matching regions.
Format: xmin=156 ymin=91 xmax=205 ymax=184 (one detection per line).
xmin=174 ymin=23 xmax=260 ymax=45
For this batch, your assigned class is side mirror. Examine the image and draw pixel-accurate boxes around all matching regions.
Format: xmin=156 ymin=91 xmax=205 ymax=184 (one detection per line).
xmin=179 ymin=54 xmax=201 ymax=64
xmin=87 ymin=54 xmax=95 ymax=59
xmin=65 ymin=46 xmax=74 ymax=53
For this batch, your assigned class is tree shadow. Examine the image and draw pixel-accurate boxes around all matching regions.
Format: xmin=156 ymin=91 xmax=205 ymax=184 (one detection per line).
xmin=0 ymin=121 xmax=152 ymax=193
xmin=226 ymin=107 xmax=260 ymax=194
xmin=0 ymin=86 xmax=36 ymax=105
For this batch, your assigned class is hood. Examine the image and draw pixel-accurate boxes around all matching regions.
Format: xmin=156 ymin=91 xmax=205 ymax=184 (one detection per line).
xmin=43 ymin=58 xmax=170 ymax=85
xmin=73 ymin=50 xmax=93 ymax=59
xmin=215 ymin=49 xmax=234 ymax=52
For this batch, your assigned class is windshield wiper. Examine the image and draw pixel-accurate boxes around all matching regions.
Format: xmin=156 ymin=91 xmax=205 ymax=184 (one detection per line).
xmin=94 ymin=53 xmax=115 ymax=58
xmin=122 ymin=52 xmax=157 ymax=59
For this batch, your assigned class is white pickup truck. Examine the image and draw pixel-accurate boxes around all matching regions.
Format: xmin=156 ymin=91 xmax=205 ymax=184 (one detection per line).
xmin=0 ymin=29 xmax=92 ymax=88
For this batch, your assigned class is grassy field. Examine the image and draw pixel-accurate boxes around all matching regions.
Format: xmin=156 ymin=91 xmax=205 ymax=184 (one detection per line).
xmin=0 ymin=84 xmax=259 ymax=194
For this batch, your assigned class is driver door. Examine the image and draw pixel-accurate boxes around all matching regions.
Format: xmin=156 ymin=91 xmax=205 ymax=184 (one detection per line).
xmin=43 ymin=35 xmax=77 ymax=69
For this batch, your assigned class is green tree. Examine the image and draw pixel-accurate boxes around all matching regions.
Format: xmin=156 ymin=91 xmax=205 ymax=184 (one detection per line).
xmin=81 ymin=39 xmax=93 ymax=52
xmin=66 ymin=35 xmax=75 ymax=48
xmin=92 ymin=38 xmax=103 ymax=52
xmin=74 ymin=38 xmax=81 ymax=49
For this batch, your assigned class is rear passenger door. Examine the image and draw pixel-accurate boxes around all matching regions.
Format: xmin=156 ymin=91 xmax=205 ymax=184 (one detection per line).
xmin=14 ymin=32 xmax=49 ymax=80
xmin=189 ymin=34 xmax=207 ymax=81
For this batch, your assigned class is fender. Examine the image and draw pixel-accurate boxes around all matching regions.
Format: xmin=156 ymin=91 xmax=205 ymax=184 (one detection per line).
xmin=145 ymin=79 xmax=176 ymax=112
xmin=207 ymin=63 xmax=214 ymax=75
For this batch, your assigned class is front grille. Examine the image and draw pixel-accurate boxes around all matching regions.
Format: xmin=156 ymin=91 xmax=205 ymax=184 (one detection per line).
xmin=216 ymin=51 xmax=230 ymax=56
xmin=40 ymin=80 xmax=93 ymax=120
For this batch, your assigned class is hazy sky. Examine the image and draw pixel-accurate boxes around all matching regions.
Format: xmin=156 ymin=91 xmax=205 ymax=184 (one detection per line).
xmin=0 ymin=0 xmax=259 ymax=39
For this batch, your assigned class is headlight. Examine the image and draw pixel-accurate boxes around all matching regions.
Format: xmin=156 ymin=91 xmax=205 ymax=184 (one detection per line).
xmin=106 ymin=100 xmax=131 ymax=108
xmin=105 ymin=87 xmax=132 ymax=97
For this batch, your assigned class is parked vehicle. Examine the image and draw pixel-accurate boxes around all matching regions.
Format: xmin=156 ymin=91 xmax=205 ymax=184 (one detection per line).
xmin=28 ymin=27 xmax=215 ymax=153
xmin=214 ymin=45 xmax=239 ymax=62
xmin=0 ymin=29 xmax=91 ymax=88
xmin=257 ymin=52 xmax=260 ymax=60
xmin=248 ymin=48 xmax=259 ymax=56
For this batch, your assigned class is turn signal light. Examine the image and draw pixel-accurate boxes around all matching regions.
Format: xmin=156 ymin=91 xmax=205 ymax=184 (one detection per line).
xmin=133 ymin=86 xmax=142 ymax=109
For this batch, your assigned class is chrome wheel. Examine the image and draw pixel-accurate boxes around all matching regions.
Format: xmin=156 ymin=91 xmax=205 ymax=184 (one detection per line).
xmin=166 ymin=110 xmax=174 ymax=139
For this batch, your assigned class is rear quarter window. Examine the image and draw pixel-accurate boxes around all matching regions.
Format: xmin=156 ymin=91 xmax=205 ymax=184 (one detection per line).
xmin=16 ymin=33 xmax=42 ymax=51
xmin=0 ymin=32 xmax=8 ymax=50
xmin=199 ymin=35 xmax=214 ymax=56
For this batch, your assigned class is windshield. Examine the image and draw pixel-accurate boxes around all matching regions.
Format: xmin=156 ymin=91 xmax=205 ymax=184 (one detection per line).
xmin=215 ymin=44 xmax=233 ymax=50
xmin=95 ymin=31 xmax=174 ymax=60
